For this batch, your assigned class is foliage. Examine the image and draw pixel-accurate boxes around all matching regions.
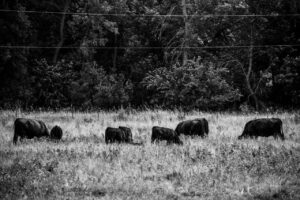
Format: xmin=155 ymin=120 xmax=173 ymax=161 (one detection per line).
xmin=70 ymin=61 xmax=133 ymax=109
xmin=0 ymin=0 xmax=299 ymax=110
xmin=272 ymin=55 xmax=300 ymax=106
xmin=31 ymin=59 xmax=73 ymax=108
xmin=142 ymin=61 xmax=241 ymax=110
xmin=0 ymin=1 xmax=32 ymax=108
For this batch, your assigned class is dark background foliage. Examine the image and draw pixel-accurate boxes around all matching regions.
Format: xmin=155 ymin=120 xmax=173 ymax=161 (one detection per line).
xmin=0 ymin=0 xmax=299 ymax=111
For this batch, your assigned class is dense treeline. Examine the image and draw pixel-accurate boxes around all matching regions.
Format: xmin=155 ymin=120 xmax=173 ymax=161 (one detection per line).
xmin=0 ymin=0 xmax=299 ymax=111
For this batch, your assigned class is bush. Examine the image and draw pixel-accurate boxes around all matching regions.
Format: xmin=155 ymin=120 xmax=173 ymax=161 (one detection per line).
xmin=31 ymin=59 xmax=73 ymax=108
xmin=70 ymin=61 xmax=133 ymax=109
xmin=142 ymin=61 xmax=241 ymax=110
xmin=94 ymin=73 xmax=133 ymax=108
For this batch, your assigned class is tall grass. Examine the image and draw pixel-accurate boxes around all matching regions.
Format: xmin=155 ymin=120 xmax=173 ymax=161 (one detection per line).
xmin=0 ymin=110 xmax=299 ymax=199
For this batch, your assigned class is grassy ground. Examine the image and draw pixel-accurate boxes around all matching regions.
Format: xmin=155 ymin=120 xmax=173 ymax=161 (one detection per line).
xmin=0 ymin=110 xmax=300 ymax=199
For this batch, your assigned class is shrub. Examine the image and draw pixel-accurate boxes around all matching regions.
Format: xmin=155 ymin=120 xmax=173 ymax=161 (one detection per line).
xmin=142 ymin=61 xmax=241 ymax=110
xmin=69 ymin=61 xmax=133 ymax=109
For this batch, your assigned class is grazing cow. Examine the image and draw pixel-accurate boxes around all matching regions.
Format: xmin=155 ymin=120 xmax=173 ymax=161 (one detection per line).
xmin=13 ymin=118 xmax=49 ymax=144
xmin=238 ymin=118 xmax=284 ymax=140
xmin=151 ymin=126 xmax=183 ymax=145
xmin=175 ymin=118 xmax=209 ymax=137
xmin=50 ymin=125 xmax=63 ymax=140
xmin=105 ymin=126 xmax=133 ymax=144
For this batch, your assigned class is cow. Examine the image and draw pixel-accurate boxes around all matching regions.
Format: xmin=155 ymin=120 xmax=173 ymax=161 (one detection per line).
xmin=13 ymin=118 xmax=49 ymax=144
xmin=151 ymin=126 xmax=183 ymax=145
xmin=238 ymin=118 xmax=285 ymax=140
xmin=50 ymin=125 xmax=63 ymax=140
xmin=105 ymin=126 xmax=135 ymax=144
xmin=175 ymin=118 xmax=209 ymax=137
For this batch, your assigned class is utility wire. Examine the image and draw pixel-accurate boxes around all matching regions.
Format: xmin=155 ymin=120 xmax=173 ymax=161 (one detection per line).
xmin=0 ymin=45 xmax=299 ymax=49
xmin=0 ymin=9 xmax=300 ymax=17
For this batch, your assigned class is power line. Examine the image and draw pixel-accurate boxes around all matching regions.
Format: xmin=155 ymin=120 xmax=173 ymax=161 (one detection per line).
xmin=1 ymin=9 xmax=300 ymax=17
xmin=0 ymin=45 xmax=299 ymax=49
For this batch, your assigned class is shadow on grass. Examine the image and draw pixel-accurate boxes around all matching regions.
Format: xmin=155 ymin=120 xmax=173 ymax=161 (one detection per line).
xmin=252 ymin=189 xmax=292 ymax=200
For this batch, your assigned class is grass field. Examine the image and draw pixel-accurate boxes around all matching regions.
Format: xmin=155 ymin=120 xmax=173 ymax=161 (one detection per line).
xmin=0 ymin=110 xmax=300 ymax=199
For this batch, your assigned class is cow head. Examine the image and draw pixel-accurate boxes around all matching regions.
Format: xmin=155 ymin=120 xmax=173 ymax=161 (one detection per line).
xmin=50 ymin=125 xmax=63 ymax=140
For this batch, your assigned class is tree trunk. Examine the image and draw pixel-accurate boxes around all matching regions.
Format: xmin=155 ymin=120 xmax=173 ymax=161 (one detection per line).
xmin=246 ymin=24 xmax=259 ymax=110
xmin=53 ymin=1 xmax=69 ymax=64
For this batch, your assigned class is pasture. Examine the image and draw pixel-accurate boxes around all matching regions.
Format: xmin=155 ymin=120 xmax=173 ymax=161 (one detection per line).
xmin=0 ymin=110 xmax=300 ymax=199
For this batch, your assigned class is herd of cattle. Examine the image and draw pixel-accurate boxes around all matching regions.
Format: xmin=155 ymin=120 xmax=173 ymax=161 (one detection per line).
xmin=13 ymin=118 xmax=284 ymax=145
xmin=12 ymin=117 xmax=285 ymax=145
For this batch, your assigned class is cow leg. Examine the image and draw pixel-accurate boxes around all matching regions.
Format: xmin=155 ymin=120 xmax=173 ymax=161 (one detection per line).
xmin=275 ymin=132 xmax=285 ymax=141
xmin=250 ymin=135 xmax=256 ymax=139
xmin=153 ymin=140 xmax=159 ymax=144
xmin=151 ymin=134 xmax=160 ymax=143
xmin=274 ymin=133 xmax=284 ymax=140
xmin=280 ymin=134 xmax=285 ymax=141
xmin=106 ymin=138 xmax=111 ymax=144
xmin=13 ymin=134 xmax=18 ymax=144
xmin=13 ymin=124 xmax=25 ymax=144
xmin=151 ymin=138 xmax=155 ymax=143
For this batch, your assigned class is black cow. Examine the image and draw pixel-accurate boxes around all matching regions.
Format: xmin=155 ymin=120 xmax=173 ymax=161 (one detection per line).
xmin=175 ymin=118 xmax=209 ymax=137
xmin=105 ymin=126 xmax=133 ymax=144
xmin=13 ymin=118 xmax=49 ymax=144
xmin=238 ymin=118 xmax=285 ymax=140
xmin=50 ymin=125 xmax=63 ymax=140
xmin=151 ymin=126 xmax=183 ymax=145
